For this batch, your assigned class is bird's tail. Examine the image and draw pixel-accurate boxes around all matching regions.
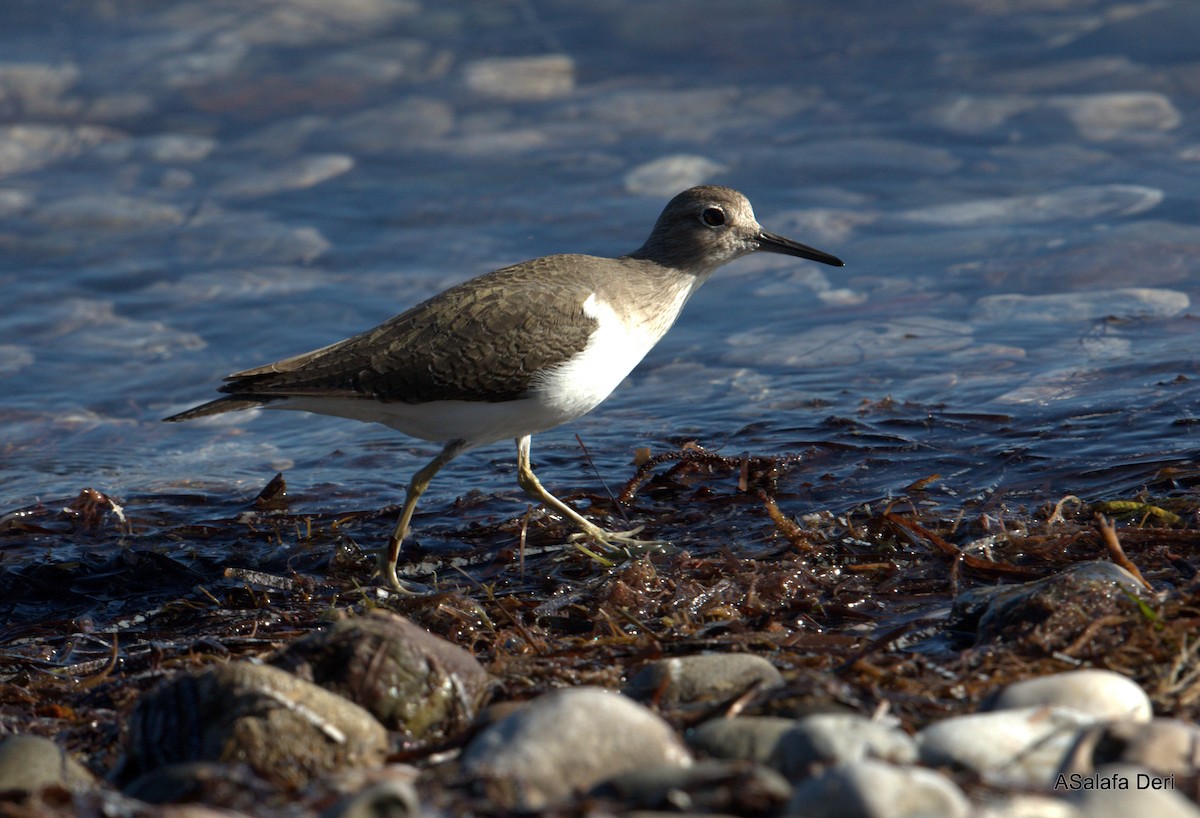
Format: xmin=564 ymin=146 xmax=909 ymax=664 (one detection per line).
xmin=162 ymin=395 xmax=274 ymax=422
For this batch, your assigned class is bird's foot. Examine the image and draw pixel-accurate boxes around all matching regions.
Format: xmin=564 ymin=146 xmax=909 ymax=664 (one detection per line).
xmin=567 ymin=523 xmax=668 ymax=562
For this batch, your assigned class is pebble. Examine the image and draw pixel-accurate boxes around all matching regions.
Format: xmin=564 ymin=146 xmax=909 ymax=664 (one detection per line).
xmin=1061 ymin=763 xmax=1200 ymax=818
xmin=462 ymin=686 xmax=691 ymax=810
xmin=624 ymin=154 xmax=726 ymax=197
xmin=987 ymin=669 xmax=1152 ymax=722
xmin=770 ymin=713 xmax=918 ymax=779
xmin=624 ymin=653 xmax=783 ymax=706
xmin=598 ymin=759 xmax=792 ymax=814
xmin=126 ymin=661 xmax=389 ymax=789
xmin=1063 ymin=718 xmax=1200 ymax=777
xmin=687 ymin=716 xmax=796 ymax=763
xmin=0 ymin=734 xmax=95 ymax=793
xmin=972 ymin=288 xmax=1188 ymax=324
xmin=784 ymin=760 xmax=970 ymax=818
xmin=272 ymin=609 xmax=490 ymax=740
xmin=918 ymin=706 xmax=1098 ymax=788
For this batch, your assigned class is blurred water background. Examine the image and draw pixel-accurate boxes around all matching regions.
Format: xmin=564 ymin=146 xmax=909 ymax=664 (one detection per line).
xmin=2 ymin=0 xmax=1199 ymax=568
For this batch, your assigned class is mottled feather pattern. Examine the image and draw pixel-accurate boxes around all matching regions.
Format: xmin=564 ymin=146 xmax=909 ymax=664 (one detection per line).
xmin=217 ymin=255 xmax=609 ymax=405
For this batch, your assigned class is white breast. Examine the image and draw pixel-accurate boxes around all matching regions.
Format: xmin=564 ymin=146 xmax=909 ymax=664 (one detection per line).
xmin=530 ymin=287 xmax=694 ymax=424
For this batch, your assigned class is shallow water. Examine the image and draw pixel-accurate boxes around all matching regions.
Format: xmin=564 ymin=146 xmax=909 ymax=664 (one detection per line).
xmin=2 ymin=0 xmax=1199 ymax=572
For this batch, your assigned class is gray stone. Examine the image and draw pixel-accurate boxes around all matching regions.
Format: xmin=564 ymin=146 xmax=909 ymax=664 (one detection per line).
xmin=1061 ymin=764 xmax=1200 ymax=818
xmin=1062 ymin=718 xmax=1200 ymax=777
xmin=462 ymin=686 xmax=691 ymax=810
xmin=1048 ymin=92 xmax=1181 ymax=141
xmin=770 ymin=714 xmax=917 ymax=780
xmin=784 ymin=760 xmax=969 ymax=818
xmin=126 ymin=661 xmax=388 ymax=789
xmin=624 ymin=653 xmax=783 ymax=705
xmin=687 ymin=716 xmax=795 ymax=763
xmin=322 ymin=779 xmax=421 ymax=818
xmin=918 ymin=706 xmax=1097 ymax=788
xmin=987 ymin=670 xmax=1152 ymax=722
xmin=0 ymin=734 xmax=95 ymax=793
xmin=599 ymin=759 xmax=791 ymax=814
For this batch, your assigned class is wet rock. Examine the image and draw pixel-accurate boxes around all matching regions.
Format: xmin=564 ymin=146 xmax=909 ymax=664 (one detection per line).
xmin=687 ymin=716 xmax=795 ymax=763
xmin=972 ymin=288 xmax=1187 ymax=324
xmin=462 ymin=686 xmax=691 ymax=810
xmin=0 ymin=734 xmax=95 ymax=793
xmin=624 ymin=653 xmax=783 ymax=706
xmin=598 ymin=759 xmax=791 ymax=814
xmin=784 ymin=760 xmax=969 ymax=818
xmin=624 ymin=155 xmax=725 ymax=197
xmin=986 ymin=670 xmax=1152 ymax=722
xmin=897 ymin=185 xmax=1162 ymax=227
xmin=1061 ymin=764 xmax=1200 ymax=818
xmin=272 ymin=609 xmax=490 ymax=740
xmin=463 ymin=54 xmax=574 ymax=101
xmin=1049 ymin=93 xmax=1181 ymax=141
xmin=126 ymin=661 xmax=388 ymax=789
xmin=770 ymin=713 xmax=917 ymax=780
xmin=950 ymin=561 xmax=1153 ymax=652
xmin=918 ymin=706 xmax=1097 ymax=788
xmin=1062 ymin=718 xmax=1200 ymax=777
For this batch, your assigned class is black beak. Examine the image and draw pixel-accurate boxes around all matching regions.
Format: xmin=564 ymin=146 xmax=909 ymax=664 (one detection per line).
xmin=757 ymin=230 xmax=845 ymax=267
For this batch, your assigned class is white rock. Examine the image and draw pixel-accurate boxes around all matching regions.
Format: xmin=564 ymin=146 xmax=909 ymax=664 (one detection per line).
xmin=918 ymin=706 xmax=1098 ymax=788
xmin=1061 ymin=764 xmax=1200 ymax=818
xmin=462 ymin=687 xmax=691 ymax=810
xmin=988 ymin=670 xmax=1151 ymax=722
xmin=770 ymin=714 xmax=917 ymax=779
xmin=784 ymin=760 xmax=969 ymax=818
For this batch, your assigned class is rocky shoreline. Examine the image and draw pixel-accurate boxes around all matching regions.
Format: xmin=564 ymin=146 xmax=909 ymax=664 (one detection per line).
xmin=3 ymin=461 xmax=1200 ymax=817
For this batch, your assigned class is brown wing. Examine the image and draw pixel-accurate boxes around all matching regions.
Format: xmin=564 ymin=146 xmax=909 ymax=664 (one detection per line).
xmin=217 ymin=254 xmax=602 ymax=405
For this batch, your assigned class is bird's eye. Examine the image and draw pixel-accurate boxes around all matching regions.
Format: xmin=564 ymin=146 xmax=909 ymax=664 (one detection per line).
xmin=700 ymin=207 xmax=725 ymax=227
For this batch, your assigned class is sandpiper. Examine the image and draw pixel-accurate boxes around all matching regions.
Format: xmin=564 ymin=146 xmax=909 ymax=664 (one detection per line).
xmin=164 ymin=186 xmax=844 ymax=591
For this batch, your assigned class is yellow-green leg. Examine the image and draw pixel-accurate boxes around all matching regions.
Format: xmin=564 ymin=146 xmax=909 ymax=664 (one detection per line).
xmin=514 ymin=434 xmax=661 ymax=564
xmin=383 ymin=439 xmax=469 ymax=593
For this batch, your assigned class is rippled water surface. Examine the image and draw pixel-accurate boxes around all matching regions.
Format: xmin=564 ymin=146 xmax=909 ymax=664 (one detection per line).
xmin=2 ymin=0 xmax=1199 ymax=569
